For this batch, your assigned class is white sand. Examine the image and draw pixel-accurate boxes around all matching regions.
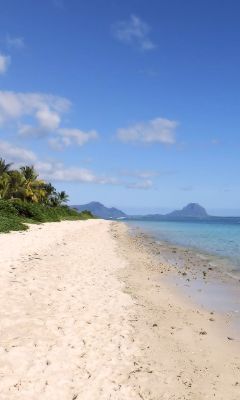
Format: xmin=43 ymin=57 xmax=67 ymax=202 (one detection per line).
xmin=0 ymin=219 xmax=239 ymax=399
xmin=0 ymin=220 xmax=139 ymax=399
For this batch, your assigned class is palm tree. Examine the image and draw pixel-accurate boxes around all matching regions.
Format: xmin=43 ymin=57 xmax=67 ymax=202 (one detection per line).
xmin=20 ymin=165 xmax=45 ymax=202
xmin=20 ymin=165 xmax=38 ymax=182
xmin=0 ymin=158 xmax=12 ymax=176
xmin=0 ymin=172 xmax=10 ymax=199
xmin=0 ymin=160 xmax=71 ymax=209
xmin=44 ymin=182 xmax=56 ymax=196
xmin=58 ymin=191 xmax=69 ymax=204
xmin=7 ymin=170 xmax=26 ymax=199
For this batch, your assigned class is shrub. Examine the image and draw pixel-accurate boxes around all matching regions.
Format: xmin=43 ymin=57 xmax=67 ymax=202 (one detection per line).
xmin=0 ymin=200 xmax=93 ymax=233
xmin=0 ymin=215 xmax=28 ymax=233
xmin=11 ymin=200 xmax=45 ymax=221
xmin=0 ymin=200 xmax=18 ymax=217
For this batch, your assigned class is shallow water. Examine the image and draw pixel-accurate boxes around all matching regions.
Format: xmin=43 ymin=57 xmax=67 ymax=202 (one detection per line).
xmin=126 ymin=220 xmax=240 ymax=270
xmin=126 ymin=219 xmax=240 ymax=331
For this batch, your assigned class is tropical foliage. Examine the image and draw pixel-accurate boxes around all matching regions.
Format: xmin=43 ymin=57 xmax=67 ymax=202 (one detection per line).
xmin=0 ymin=158 xmax=93 ymax=233
xmin=0 ymin=158 xmax=69 ymax=206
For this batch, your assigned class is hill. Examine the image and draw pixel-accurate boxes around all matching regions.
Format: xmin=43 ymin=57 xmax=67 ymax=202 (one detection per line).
xmin=166 ymin=203 xmax=208 ymax=218
xmin=73 ymin=202 xmax=127 ymax=219
xmin=129 ymin=203 xmax=210 ymax=221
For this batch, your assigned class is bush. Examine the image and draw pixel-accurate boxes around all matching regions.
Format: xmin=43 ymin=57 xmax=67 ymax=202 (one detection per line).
xmin=0 ymin=215 xmax=28 ymax=233
xmin=0 ymin=200 xmax=18 ymax=217
xmin=0 ymin=200 xmax=94 ymax=233
xmin=78 ymin=210 xmax=95 ymax=219
xmin=11 ymin=200 xmax=45 ymax=221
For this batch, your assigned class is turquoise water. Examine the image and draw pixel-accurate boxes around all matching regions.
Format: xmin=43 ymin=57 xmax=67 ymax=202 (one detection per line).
xmin=126 ymin=220 xmax=240 ymax=269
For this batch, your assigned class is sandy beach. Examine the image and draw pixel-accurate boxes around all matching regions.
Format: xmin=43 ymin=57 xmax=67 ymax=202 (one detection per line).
xmin=0 ymin=219 xmax=239 ymax=399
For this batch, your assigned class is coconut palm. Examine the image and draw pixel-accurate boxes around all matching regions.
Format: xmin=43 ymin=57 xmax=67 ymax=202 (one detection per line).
xmin=0 ymin=158 xmax=12 ymax=176
xmin=58 ymin=191 xmax=69 ymax=204
xmin=7 ymin=170 xmax=26 ymax=199
xmin=20 ymin=165 xmax=46 ymax=202
xmin=0 ymin=172 xmax=10 ymax=199
xmin=20 ymin=165 xmax=38 ymax=182
xmin=0 ymin=159 xmax=71 ymax=208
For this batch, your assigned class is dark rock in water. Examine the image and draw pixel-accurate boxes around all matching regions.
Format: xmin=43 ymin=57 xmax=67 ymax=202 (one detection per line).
xmin=72 ymin=201 xmax=127 ymax=220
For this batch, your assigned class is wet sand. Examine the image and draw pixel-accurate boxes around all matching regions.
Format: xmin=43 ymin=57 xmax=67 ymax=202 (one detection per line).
xmin=113 ymin=221 xmax=240 ymax=399
xmin=126 ymin=223 xmax=240 ymax=323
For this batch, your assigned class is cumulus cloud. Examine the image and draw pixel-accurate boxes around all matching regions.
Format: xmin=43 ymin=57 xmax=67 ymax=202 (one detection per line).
xmin=34 ymin=161 xmax=120 ymax=185
xmin=0 ymin=91 xmax=99 ymax=148
xmin=36 ymin=108 xmax=61 ymax=130
xmin=6 ymin=35 xmax=25 ymax=50
xmin=112 ymin=15 xmax=156 ymax=51
xmin=0 ymin=54 xmax=11 ymax=74
xmin=40 ymin=165 xmax=152 ymax=188
xmin=49 ymin=128 xmax=98 ymax=150
xmin=41 ymin=165 xmax=118 ymax=184
xmin=117 ymin=117 xmax=177 ymax=144
xmin=0 ymin=91 xmax=70 ymax=125
xmin=0 ymin=140 xmax=36 ymax=163
xmin=0 ymin=140 xmax=117 ymax=185
xmin=0 ymin=138 xmax=157 ymax=191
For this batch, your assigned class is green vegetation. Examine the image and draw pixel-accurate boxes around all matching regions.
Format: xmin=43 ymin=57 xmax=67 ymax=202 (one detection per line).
xmin=0 ymin=158 xmax=93 ymax=233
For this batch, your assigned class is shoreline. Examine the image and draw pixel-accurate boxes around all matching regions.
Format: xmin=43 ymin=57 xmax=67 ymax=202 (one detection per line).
xmin=125 ymin=221 xmax=240 ymax=324
xmin=112 ymin=221 xmax=240 ymax=398
xmin=0 ymin=219 xmax=239 ymax=399
xmin=126 ymin=220 xmax=240 ymax=277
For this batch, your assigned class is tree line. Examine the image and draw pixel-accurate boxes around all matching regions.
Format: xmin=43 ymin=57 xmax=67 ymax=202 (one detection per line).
xmin=0 ymin=158 xmax=69 ymax=206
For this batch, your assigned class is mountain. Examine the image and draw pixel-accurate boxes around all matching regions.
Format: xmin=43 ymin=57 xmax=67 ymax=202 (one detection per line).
xmin=73 ymin=201 xmax=228 ymax=222
xmin=166 ymin=203 xmax=208 ymax=218
xmin=72 ymin=202 xmax=127 ymax=219
xmin=129 ymin=203 xmax=209 ymax=221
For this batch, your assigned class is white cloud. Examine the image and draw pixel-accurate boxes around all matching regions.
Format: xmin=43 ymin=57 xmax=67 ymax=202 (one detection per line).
xmin=0 ymin=91 xmax=99 ymax=148
xmin=0 ymin=139 xmax=157 ymax=190
xmin=40 ymin=164 xmax=97 ymax=183
xmin=0 ymin=139 xmax=116 ymax=185
xmin=117 ymin=117 xmax=177 ymax=144
xmin=0 ymin=91 xmax=70 ymax=125
xmin=41 ymin=165 xmax=116 ymax=184
xmin=49 ymin=128 xmax=98 ymax=150
xmin=0 ymin=54 xmax=11 ymax=74
xmin=127 ymin=179 xmax=153 ymax=190
xmin=36 ymin=108 xmax=61 ymax=130
xmin=18 ymin=125 xmax=48 ymax=138
xmin=113 ymin=15 xmax=156 ymax=51
xmin=6 ymin=35 xmax=25 ymax=50
xmin=19 ymin=108 xmax=61 ymax=137
xmin=0 ymin=140 xmax=36 ymax=163
xmin=35 ymin=161 xmax=119 ymax=185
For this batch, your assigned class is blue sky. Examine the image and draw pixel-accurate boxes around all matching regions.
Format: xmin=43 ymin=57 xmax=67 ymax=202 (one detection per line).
xmin=0 ymin=0 xmax=240 ymax=215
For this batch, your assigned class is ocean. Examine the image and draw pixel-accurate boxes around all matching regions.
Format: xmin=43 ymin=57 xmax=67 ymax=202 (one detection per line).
xmin=126 ymin=219 xmax=240 ymax=270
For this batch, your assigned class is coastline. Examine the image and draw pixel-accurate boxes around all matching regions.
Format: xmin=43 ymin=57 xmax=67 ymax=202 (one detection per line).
xmin=0 ymin=219 xmax=239 ymax=399
xmin=112 ymin=221 xmax=240 ymax=399
xmin=125 ymin=221 xmax=240 ymax=320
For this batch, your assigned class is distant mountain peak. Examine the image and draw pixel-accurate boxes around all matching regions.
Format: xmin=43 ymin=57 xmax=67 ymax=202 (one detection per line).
xmin=88 ymin=201 xmax=103 ymax=206
xmin=167 ymin=203 xmax=208 ymax=218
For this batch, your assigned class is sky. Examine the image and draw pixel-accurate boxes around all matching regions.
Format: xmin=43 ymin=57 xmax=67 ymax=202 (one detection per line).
xmin=0 ymin=0 xmax=240 ymax=215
